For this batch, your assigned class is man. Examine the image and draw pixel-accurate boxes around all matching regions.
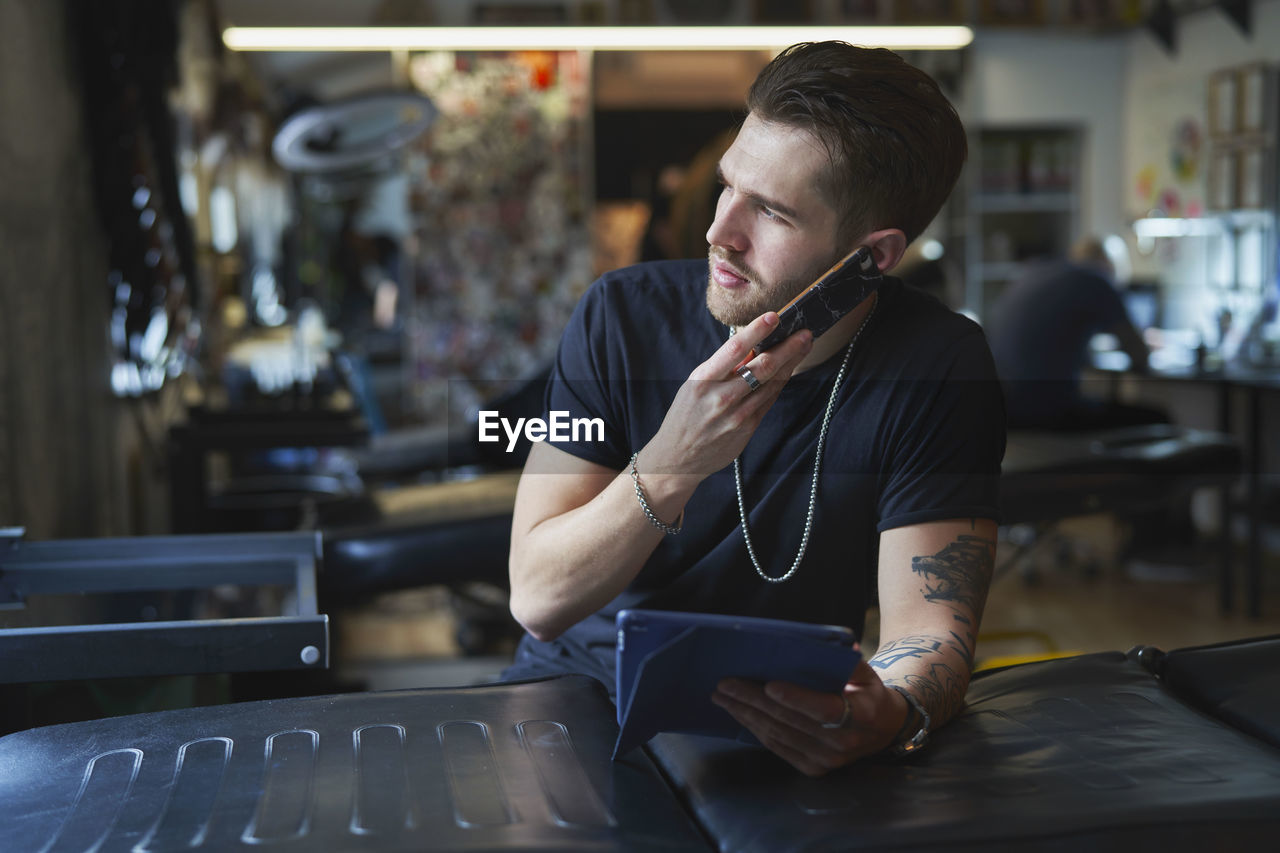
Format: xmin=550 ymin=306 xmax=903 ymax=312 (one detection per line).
xmin=504 ymin=42 xmax=1005 ymax=777
xmin=988 ymin=236 xmax=1161 ymax=430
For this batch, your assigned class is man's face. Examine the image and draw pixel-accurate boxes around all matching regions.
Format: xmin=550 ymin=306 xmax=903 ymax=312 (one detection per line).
xmin=705 ymin=113 xmax=846 ymax=327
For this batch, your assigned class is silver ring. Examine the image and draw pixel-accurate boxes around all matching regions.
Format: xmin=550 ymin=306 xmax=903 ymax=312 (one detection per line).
xmin=821 ymin=694 xmax=851 ymax=730
xmin=736 ymin=365 xmax=761 ymax=392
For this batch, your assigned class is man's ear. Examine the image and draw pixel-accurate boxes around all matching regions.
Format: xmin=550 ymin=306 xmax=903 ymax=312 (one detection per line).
xmin=860 ymin=229 xmax=908 ymax=273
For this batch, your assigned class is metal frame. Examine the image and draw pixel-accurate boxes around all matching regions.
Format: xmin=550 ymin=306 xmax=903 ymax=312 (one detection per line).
xmin=0 ymin=529 xmax=328 ymax=683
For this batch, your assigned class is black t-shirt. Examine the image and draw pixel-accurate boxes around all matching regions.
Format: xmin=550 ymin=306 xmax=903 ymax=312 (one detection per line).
xmin=505 ymin=259 xmax=1005 ymax=696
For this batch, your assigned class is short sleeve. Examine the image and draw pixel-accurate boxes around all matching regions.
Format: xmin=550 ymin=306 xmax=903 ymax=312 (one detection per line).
xmin=876 ymin=330 xmax=1006 ymax=530
xmin=541 ymin=279 xmax=631 ymax=470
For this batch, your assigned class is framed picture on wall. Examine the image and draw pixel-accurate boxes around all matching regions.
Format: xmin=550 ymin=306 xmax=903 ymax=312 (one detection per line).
xmin=1238 ymin=63 xmax=1270 ymax=134
xmin=1236 ymin=144 xmax=1266 ymax=209
xmin=1208 ymin=147 xmax=1238 ymax=210
xmin=1208 ymin=68 xmax=1238 ymax=137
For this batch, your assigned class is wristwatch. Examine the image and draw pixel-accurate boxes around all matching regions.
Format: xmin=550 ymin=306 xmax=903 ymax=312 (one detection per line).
xmin=885 ymin=685 xmax=931 ymax=757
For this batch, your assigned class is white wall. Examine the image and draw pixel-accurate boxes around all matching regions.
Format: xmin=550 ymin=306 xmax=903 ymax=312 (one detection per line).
xmin=1126 ymin=1 xmax=1280 ymax=104
xmin=960 ymin=6 xmax=1280 ymax=335
xmin=967 ymin=29 xmax=1129 ymax=243
xmin=1123 ymin=0 xmax=1280 ymax=219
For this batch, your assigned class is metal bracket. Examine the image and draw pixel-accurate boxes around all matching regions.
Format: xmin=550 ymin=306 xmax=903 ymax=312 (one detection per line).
xmin=0 ymin=530 xmax=329 ymax=682
xmin=0 ymin=527 xmax=25 ymax=607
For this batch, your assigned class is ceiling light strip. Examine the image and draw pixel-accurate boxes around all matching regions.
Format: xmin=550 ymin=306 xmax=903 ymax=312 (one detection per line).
xmin=222 ymin=25 xmax=974 ymax=53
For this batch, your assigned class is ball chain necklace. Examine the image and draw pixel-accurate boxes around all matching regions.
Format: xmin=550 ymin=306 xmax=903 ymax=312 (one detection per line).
xmin=733 ymin=294 xmax=878 ymax=583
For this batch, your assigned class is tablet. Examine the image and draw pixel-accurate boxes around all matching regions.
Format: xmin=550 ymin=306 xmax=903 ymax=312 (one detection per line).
xmin=613 ymin=609 xmax=860 ymax=758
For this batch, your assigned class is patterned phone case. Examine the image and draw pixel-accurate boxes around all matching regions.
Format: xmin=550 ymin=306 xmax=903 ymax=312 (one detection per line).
xmin=753 ymin=245 xmax=882 ymax=353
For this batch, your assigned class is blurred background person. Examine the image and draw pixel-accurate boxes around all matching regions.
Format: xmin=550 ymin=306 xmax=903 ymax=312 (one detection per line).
xmin=987 ymin=236 xmax=1163 ymax=430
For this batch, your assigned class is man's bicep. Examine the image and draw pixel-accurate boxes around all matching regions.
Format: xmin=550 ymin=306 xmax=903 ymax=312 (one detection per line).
xmin=876 ymin=518 xmax=998 ymax=644
xmin=510 ymin=441 xmax=619 ymax=542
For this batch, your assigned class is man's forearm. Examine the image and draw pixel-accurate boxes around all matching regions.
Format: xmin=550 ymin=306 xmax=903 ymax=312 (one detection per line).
xmin=508 ymin=460 xmax=699 ymax=642
xmin=868 ymin=631 xmax=976 ymax=727
xmin=873 ymin=521 xmax=997 ymax=730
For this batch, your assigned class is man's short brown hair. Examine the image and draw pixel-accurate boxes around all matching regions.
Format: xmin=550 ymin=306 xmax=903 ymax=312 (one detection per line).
xmin=747 ymin=42 xmax=967 ymax=245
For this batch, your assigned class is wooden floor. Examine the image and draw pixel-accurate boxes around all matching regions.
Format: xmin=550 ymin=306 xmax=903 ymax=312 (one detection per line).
xmin=977 ymin=559 xmax=1280 ymax=670
xmin=336 ymin=513 xmax=1280 ymax=689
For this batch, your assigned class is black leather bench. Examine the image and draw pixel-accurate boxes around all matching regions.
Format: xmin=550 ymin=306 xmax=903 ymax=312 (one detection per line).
xmin=320 ymin=423 xmax=1242 ymax=653
xmin=319 ymin=424 xmax=1241 ymax=605
xmin=1000 ymin=423 xmax=1241 ymax=526
xmin=1000 ymin=423 xmax=1242 ymax=608
xmin=649 ymin=636 xmax=1280 ymax=852
xmin=328 ymin=424 xmax=1241 ymax=592
xmin=3 ymin=636 xmax=1278 ymax=852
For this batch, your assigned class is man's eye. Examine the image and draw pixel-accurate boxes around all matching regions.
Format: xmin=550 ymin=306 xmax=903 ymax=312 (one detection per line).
xmin=760 ymin=206 xmax=778 ymax=220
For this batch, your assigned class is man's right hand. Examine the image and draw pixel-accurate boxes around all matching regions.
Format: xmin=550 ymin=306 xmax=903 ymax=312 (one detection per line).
xmin=638 ymin=310 xmax=814 ymax=481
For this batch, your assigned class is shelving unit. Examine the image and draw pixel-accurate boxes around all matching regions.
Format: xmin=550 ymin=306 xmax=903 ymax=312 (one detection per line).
xmin=1133 ymin=58 xmax=1278 ymax=340
xmin=964 ymin=126 xmax=1082 ymax=321
xmin=1132 ymin=209 xmax=1276 ymax=345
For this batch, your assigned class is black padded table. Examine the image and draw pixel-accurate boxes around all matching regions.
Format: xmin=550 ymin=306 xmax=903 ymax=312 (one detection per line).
xmin=0 ymin=676 xmax=706 ymax=852
xmin=649 ymin=643 xmax=1280 ymax=852
xmin=3 ymin=638 xmax=1280 ymax=852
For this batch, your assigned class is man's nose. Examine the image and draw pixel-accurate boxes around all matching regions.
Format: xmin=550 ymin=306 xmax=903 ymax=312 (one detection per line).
xmin=706 ymin=193 xmax=746 ymax=253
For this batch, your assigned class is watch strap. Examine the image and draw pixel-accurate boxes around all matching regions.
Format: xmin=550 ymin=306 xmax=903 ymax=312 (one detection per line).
xmin=885 ymin=684 xmax=931 ymax=757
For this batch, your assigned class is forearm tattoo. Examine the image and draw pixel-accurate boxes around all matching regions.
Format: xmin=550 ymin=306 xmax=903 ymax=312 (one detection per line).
xmin=871 ymin=525 xmax=996 ymax=725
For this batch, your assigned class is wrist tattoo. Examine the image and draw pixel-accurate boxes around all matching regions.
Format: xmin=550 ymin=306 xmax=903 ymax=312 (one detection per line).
xmin=871 ymin=635 xmax=973 ymax=724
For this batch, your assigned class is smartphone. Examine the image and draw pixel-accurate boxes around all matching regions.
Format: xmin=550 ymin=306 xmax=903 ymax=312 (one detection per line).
xmin=752 ymin=244 xmax=882 ymax=354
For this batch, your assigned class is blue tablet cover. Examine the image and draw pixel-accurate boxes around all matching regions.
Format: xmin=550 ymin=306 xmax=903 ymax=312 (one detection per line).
xmin=613 ymin=609 xmax=860 ymax=758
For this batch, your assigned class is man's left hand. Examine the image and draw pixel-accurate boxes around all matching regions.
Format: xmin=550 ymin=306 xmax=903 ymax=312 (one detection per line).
xmin=711 ymin=659 xmax=907 ymax=777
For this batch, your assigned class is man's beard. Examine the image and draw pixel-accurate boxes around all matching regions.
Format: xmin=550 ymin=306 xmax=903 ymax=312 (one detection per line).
xmin=705 ymin=248 xmax=832 ymax=327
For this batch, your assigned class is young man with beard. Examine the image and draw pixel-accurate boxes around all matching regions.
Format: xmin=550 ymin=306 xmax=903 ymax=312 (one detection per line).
xmin=502 ymin=42 xmax=1005 ymax=777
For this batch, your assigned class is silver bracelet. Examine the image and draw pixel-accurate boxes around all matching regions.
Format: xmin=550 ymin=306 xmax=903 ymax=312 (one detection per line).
xmin=629 ymin=451 xmax=682 ymax=534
